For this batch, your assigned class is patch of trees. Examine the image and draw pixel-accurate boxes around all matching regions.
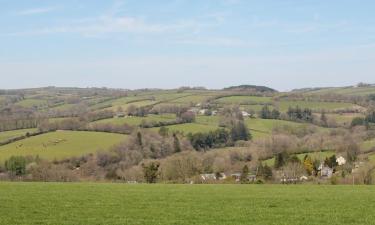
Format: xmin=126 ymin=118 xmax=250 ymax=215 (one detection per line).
xmin=351 ymin=111 xmax=375 ymax=127
xmin=259 ymin=105 xmax=280 ymax=119
xmin=188 ymin=129 xmax=231 ymax=151
xmin=223 ymin=85 xmax=277 ymax=93
xmin=287 ymin=106 xmax=313 ymax=122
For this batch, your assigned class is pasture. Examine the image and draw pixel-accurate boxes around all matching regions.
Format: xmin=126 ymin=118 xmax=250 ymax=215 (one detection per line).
xmin=0 ymin=128 xmax=38 ymax=143
xmin=91 ymin=114 xmax=177 ymax=126
xmin=0 ymin=183 xmax=374 ymax=225
xmin=215 ymin=95 xmax=273 ymax=104
xmin=151 ymin=123 xmax=219 ymax=134
xmin=277 ymin=100 xmax=357 ymax=112
xmin=0 ymin=131 xmax=126 ymax=162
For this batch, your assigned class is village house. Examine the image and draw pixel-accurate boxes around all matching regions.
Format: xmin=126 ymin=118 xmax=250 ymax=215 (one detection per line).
xmin=200 ymin=173 xmax=227 ymax=181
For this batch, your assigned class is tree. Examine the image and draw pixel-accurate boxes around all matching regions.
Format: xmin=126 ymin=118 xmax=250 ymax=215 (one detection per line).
xmin=271 ymin=109 xmax=280 ymax=120
xmin=5 ymin=156 xmax=27 ymax=176
xmin=136 ymin=131 xmax=143 ymax=147
xmin=274 ymin=151 xmax=289 ymax=169
xmin=320 ymin=112 xmax=328 ymax=127
xmin=303 ymin=155 xmax=314 ymax=176
xmin=240 ymin=165 xmax=249 ymax=184
xmin=351 ymin=117 xmax=366 ymax=127
xmin=231 ymin=121 xmax=251 ymax=142
xmin=260 ymin=105 xmax=272 ymax=119
xmin=142 ymin=162 xmax=160 ymax=183
xmin=173 ymin=133 xmax=181 ymax=153
xmin=158 ymin=126 xmax=169 ymax=137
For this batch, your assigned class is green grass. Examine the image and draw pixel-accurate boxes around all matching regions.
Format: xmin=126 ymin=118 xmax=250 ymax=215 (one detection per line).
xmin=245 ymin=118 xmax=304 ymax=133
xmin=277 ymin=100 xmax=357 ymax=112
xmin=0 ymin=183 xmax=375 ymax=225
xmin=92 ymin=114 xmax=177 ymax=126
xmin=362 ymin=139 xmax=375 ymax=152
xmin=0 ymin=131 xmax=126 ymax=162
xmin=15 ymin=99 xmax=48 ymax=108
xmin=324 ymin=113 xmax=363 ymax=125
xmin=152 ymin=123 xmax=219 ymax=134
xmin=215 ymin=96 xmax=272 ymax=104
xmin=0 ymin=128 xmax=38 ymax=143
xmin=305 ymin=86 xmax=375 ymax=96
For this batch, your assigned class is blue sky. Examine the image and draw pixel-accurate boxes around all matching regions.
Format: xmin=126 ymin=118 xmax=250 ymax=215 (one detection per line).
xmin=1 ymin=0 xmax=375 ymax=90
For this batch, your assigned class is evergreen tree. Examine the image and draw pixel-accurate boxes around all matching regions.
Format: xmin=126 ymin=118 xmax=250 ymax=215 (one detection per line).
xmin=240 ymin=165 xmax=249 ymax=184
xmin=173 ymin=133 xmax=181 ymax=153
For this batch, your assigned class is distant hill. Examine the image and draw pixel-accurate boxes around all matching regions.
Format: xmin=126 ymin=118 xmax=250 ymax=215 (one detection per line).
xmin=224 ymin=85 xmax=277 ymax=93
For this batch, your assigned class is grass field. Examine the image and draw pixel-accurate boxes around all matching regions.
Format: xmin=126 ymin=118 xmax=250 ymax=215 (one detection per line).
xmin=304 ymin=86 xmax=375 ymax=96
xmin=15 ymin=99 xmax=48 ymax=108
xmin=0 ymin=183 xmax=374 ymax=225
xmin=277 ymin=100 xmax=356 ymax=112
xmin=215 ymin=96 xmax=273 ymax=104
xmin=92 ymin=114 xmax=177 ymax=126
xmin=0 ymin=128 xmax=38 ymax=143
xmin=0 ymin=131 xmax=126 ymax=162
xmin=151 ymin=123 xmax=219 ymax=134
xmin=362 ymin=139 xmax=375 ymax=152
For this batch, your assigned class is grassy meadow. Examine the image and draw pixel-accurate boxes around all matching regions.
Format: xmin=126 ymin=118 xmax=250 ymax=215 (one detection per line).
xmin=0 ymin=131 xmax=126 ymax=162
xmin=0 ymin=183 xmax=374 ymax=225
xmin=0 ymin=128 xmax=38 ymax=143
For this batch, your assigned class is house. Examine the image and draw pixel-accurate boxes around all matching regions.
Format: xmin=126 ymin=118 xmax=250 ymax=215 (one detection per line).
xmin=200 ymin=173 xmax=227 ymax=181
xmin=231 ymin=173 xmax=256 ymax=182
xmin=241 ymin=111 xmax=250 ymax=117
xmin=320 ymin=166 xmax=333 ymax=178
xmin=198 ymin=109 xmax=207 ymax=115
xmin=115 ymin=113 xmax=125 ymax=118
xmin=188 ymin=108 xmax=199 ymax=114
xmin=211 ymin=110 xmax=218 ymax=116
xmin=336 ymin=156 xmax=346 ymax=166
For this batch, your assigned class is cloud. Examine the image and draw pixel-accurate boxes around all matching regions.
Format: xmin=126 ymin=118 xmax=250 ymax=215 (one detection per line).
xmin=15 ymin=6 xmax=59 ymax=16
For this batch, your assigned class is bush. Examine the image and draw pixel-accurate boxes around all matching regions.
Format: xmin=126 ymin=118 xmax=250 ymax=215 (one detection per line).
xmin=5 ymin=156 xmax=27 ymax=176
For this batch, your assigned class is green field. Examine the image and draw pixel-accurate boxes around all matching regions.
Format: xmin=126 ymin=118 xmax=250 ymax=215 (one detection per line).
xmin=0 ymin=128 xmax=38 ymax=143
xmin=92 ymin=114 xmax=177 ymax=126
xmin=0 ymin=131 xmax=126 ymax=162
xmin=15 ymin=99 xmax=48 ymax=108
xmin=152 ymin=123 xmax=219 ymax=134
xmin=0 ymin=183 xmax=374 ymax=225
xmin=304 ymin=86 xmax=375 ymax=96
xmin=215 ymin=96 xmax=273 ymax=104
xmin=277 ymin=100 xmax=357 ymax=112
xmin=362 ymin=139 xmax=375 ymax=152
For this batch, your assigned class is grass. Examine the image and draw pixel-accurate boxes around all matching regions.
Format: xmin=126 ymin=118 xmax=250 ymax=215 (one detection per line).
xmin=324 ymin=113 xmax=362 ymax=125
xmin=0 ymin=131 xmax=126 ymax=162
xmin=15 ymin=99 xmax=48 ymax=108
xmin=0 ymin=128 xmax=38 ymax=143
xmin=277 ymin=100 xmax=357 ymax=112
xmin=362 ymin=139 xmax=375 ymax=152
xmin=151 ymin=123 xmax=219 ymax=134
xmin=0 ymin=183 xmax=375 ymax=225
xmin=215 ymin=96 xmax=273 ymax=104
xmin=92 ymin=114 xmax=177 ymax=126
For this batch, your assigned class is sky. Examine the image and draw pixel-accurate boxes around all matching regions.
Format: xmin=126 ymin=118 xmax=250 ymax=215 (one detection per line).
xmin=0 ymin=0 xmax=375 ymax=91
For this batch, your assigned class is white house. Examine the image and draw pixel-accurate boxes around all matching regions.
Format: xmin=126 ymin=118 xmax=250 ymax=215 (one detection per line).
xmin=241 ymin=111 xmax=250 ymax=117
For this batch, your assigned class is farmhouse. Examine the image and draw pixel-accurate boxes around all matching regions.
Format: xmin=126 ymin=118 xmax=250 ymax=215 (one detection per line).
xmin=231 ymin=173 xmax=256 ymax=182
xmin=320 ymin=166 xmax=333 ymax=178
xmin=200 ymin=173 xmax=227 ymax=181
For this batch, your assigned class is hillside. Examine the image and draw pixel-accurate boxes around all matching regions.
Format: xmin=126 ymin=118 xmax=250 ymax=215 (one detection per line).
xmin=0 ymin=84 xmax=374 ymax=185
